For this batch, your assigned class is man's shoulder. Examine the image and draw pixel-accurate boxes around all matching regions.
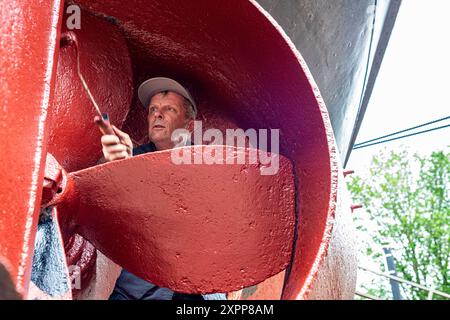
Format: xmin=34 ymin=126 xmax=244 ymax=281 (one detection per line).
xmin=133 ymin=142 xmax=157 ymax=156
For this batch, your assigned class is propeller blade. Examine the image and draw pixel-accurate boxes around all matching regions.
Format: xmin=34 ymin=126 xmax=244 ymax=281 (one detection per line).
xmin=0 ymin=0 xmax=63 ymax=296
xmin=57 ymin=146 xmax=295 ymax=294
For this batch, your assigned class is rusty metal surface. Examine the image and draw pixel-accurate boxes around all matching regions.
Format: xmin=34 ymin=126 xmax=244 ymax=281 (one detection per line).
xmin=30 ymin=206 xmax=72 ymax=299
xmin=0 ymin=0 xmax=64 ymax=296
xmin=55 ymin=147 xmax=295 ymax=294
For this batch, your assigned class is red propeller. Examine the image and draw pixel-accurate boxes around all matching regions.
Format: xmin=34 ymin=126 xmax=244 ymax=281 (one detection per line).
xmin=47 ymin=146 xmax=296 ymax=294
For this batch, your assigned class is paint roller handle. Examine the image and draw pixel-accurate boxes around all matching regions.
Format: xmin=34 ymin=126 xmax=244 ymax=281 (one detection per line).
xmin=95 ymin=113 xmax=133 ymax=162
xmin=94 ymin=113 xmax=115 ymax=135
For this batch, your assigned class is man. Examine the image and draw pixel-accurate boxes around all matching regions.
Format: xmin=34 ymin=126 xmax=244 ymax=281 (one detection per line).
xmin=97 ymin=77 xmax=225 ymax=300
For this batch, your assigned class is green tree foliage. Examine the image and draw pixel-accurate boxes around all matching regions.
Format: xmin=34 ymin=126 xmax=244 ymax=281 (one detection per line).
xmin=347 ymin=148 xmax=449 ymax=299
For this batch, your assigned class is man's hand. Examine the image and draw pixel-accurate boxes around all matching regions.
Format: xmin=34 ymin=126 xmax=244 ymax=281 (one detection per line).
xmin=99 ymin=125 xmax=133 ymax=162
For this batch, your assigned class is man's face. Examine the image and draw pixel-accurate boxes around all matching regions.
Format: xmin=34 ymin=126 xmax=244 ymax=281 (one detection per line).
xmin=147 ymin=91 xmax=190 ymax=149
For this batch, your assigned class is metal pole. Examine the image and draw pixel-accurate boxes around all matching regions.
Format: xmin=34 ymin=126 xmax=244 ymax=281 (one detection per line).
xmin=383 ymin=248 xmax=403 ymax=300
xmin=358 ymin=266 xmax=450 ymax=299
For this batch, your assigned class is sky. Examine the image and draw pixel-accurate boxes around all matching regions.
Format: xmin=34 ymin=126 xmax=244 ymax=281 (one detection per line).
xmin=347 ymin=0 xmax=450 ymax=173
xmin=345 ymin=0 xmax=450 ymax=298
